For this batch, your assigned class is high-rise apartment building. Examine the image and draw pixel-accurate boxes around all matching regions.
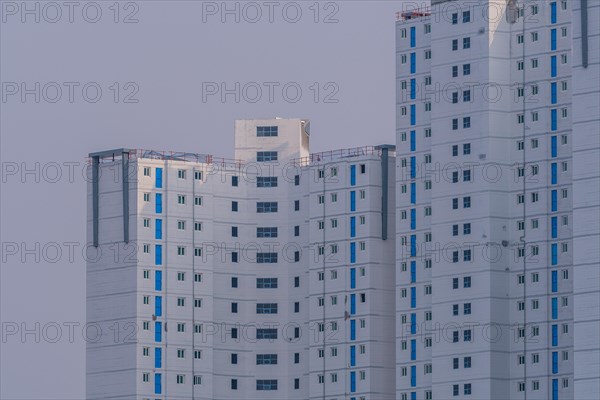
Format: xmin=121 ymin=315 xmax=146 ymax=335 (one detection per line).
xmin=86 ymin=119 xmax=397 ymax=400
xmin=395 ymin=0 xmax=598 ymax=399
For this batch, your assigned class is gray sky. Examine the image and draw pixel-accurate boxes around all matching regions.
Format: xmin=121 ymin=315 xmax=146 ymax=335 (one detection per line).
xmin=0 ymin=1 xmax=407 ymax=397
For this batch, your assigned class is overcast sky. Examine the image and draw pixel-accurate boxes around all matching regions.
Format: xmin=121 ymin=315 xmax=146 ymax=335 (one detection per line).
xmin=0 ymin=0 xmax=412 ymax=397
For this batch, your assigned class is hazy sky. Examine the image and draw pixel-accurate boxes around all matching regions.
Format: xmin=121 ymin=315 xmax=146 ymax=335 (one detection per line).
xmin=0 ymin=0 xmax=409 ymax=397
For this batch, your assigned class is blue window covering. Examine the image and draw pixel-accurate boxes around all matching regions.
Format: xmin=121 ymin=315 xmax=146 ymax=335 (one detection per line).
xmin=410 ymin=260 xmax=416 ymax=283
xmin=350 ymin=345 xmax=356 ymax=366
xmin=551 ymin=29 xmax=557 ymax=50
xmin=410 ymin=52 xmax=416 ymax=73
xmin=155 ymin=296 xmax=162 ymax=317
xmin=552 ymin=324 xmax=558 ymax=346
xmin=154 ymin=373 xmax=162 ymax=394
xmin=155 ymin=219 xmax=162 ymax=240
xmin=410 ymin=183 xmax=416 ymax=204
xmin=350 ymin=242 xmax=356 ymax=263
xmin=410 ymin=365 xmax=416 ymax=387
xmin=350 ymin=191 xmax=356 ymax=211
xmin=552 ymin=379 xmax=558 ymax=400
xmin=350 ymin=165 xmax=356 ymax=186
xmin=551 ymin=109 xmax=558 ymax=131
xmin=155 ymin=270 xmax=162 ymax=291
xmin=410 ymin=339 xmax=416 ymax=360
xmin=551 ymin=56 xmax=557 ymax=77
xmin=410 ymin=209 xmax=416 ymax=230
xmin=410 ymin=235 xmax=417 ymax=257
xmin=350 ymin=268 xmax=356 ymax=289
xmin=410 ymin=313 xmax=416 ymax=334
xmin=552 ymin=297 xmax=558 ymax=319
xmin=551 ymin=190 xmax=558 ymax=211
xmin=410 ymin=26 xmax=416 ymax=47
xmin=551 ymin=243 xmax=558 ymax=265
xmin=552 ymin=351 xmax=559 ymax=374
xmin=411 ymin=392 xmax=417 ymax=400
xmin=350 ymin=371 xmax=356 ymax=392
xmin=350 ymin=216 xmax=356 ymax=238
xmin=155 ymin=347 xmax=162 ymax=368
xmin=410 ymin=105 xmax=416 ymax=126
xmin=551 ymin=82 xmax=558 ymax=104
xmin=410 ymin=287 xmax=416 ymax=308
xmin=410 ymin=156 xmax=416 ymax=179
xmin=350 ymin=319 xmax=356 ymax=340
xmin=552 ymin=271 xmax=558 ymax=292
xmin=350 ymin=294 xmax=356 ymax=315
xmin=410 ymin=79 xmax=416 ymax=100
xmin=552 ymin=217 xmax=558 ymax=238
xmin=550 ymin=2 xmax=557 ymax=24
xmin=155 ymin=168 xmax=163 ymax=188
xmin=551 ymin=163 xmax=558 ymax=184
xmin=155 ymin=322 xmax=162 ymax=342
xmin=155 ymin=193 xmax=162 ymax=214
xmin=155 ymin=245 xmax=162 ymax=265
xmin=410 ymin=130 xmax=416 ymax=151
xmin=551 ymin=136 xmax=557 ymax=157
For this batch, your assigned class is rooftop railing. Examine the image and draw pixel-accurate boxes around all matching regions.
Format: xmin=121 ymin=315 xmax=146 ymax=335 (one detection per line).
xmin=291 ymin=146 xmax=393 ymax=167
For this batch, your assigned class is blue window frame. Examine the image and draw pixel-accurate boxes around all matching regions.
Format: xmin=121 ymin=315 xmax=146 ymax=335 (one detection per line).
xmin=410 ymin=52 xmax=416 ymax=73
xmin=410 ymin=365 xmax=416 ymax=387
xmin=155 ymin=270 xmax=162 ymax=291
xmin=155 ymin=347 xmax=162 ymax=368
xmin=155 ymin=168 xmax=163 ymax=188
xmin=350 ymin=345 xmax=356 ymax=366
xmin=410 ymin=313 xmax=416 ymax=334
xmin=350 ymin=319 xmax=356 ymax=340
xmin=350 ymin=191 xmax=356 ymax=211
xmin=410 ymin=79 xmax=416 ymax=100
xmin=155 ymin=296 xmax=162 ymax=317
xmin=551 ymin=190 xmax=558 ymax=211
xmin=410 ymin=235 xmax=417 ymax=257
xmin=552 ymin=217 xmax=558 ymax=238
xmin=350 ymin=165 xmax=356 ymax=186
xmin=410 ymin=156 xmax=416 ymax=179
xmin=551 ymin=82 xmax=558 ymax=104
xmin=350 ymin=294 xmax=356 ymax=315
xmin=411 ymin=392 xmax=417 ymax=400
xmin=410 ymin=208 xmax=416 ymax=230
xmin=154 ymin=373 xmax=162 ymax=394
xmin=551 ymin=29 xmax=557 ymax=51
xmin=350 ymin=242 xmax=356 ymax=263
xmin=552 ymin=163 xmax=558 ymax=184
xmin=551 ymin=136 xmax=558 ymax=157
xmin=551 ymin=243 xmax=558 ymax=265
xmin=155 ymin=219 xmax=162 ymax=240
xmin=155 ymin=193 xmax=162 ymax=214
xmin=552 ymin=270 xmax=558 ymax=292
xmin=410 ymin=105 xmax=416 ymax=126
xmin=410 ymin=130 xmax=416 ymax=151
xmin=350 ymin=371 xmax=356 ymax=392
xmin=552 ymin=351 xmax=559 ymax=374
xmin=410 ymin=261 xmax=416 ymax=283
xmin=410 ymin=339 xmax=416 ymax=360
xmin=552 ymin=379 xmax=558 ymax=400
xmin=410 ymin=287 xmax=416 ymax=308
xmin=550 ymin=2 xmax=557 ymax=24
xmin=552 ymin=324 xmax=558 ymax=346
xmin=155 ymin=245 xmax=162 ymax=265
xmin=552 ymin=297 xmax=558 ymax=319
xmin=551 ymin=109 xmax=558 ymax=131
xmin=155 ymin=322 xmax=162 ymax=342
xmin=551 ymin=55 xmax=557 ymax=77
xmin=410 ymin=26 xmax=416 ymax=47
xmin=350 ymin=216 xmax=356 ymax=237
xmin=410 ymin=182 xmax=416 ymax=204
xmin=350 ymin=268 xmax=356 ymax=289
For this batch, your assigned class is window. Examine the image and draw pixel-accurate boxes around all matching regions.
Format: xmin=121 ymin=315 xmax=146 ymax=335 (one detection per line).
xmin=177 ymin=169 xmax=186 ymax=179
xmin=177 ymin=195 xmax=186 ymax=204
xmin=257 ymin=177 xmax=278 ymax=188
xmin=257 ymin=151 xmax=278 ymax=162
xmin=463 ymin=37 xmax=471 ymax=49
xmin=452 ymin=66 xmax=459 ymax=77
xmin=562 ymin=54 xmax=568 ymax=64
xmin=232 ymin=176 xmax=238 ymax=186
xmin=517 ymin=34 xmax=524 ymax=44
xmin=256 ymin=303 xmax=278 ymax=314
xmin=257 ymin=202 xmax=278 ymax=213
xmin=194 ymin=196 xmax=203 ymax=206
xmin=463 ymin=117 xmax=471 ymax=128
xmin=256 ymin=253 xmax=278 ymax=263
xmin=177 ymin=220 xmax=186 ymax=230
xmin=531 ymin=31 xmax=538 ymax=42
xmin=257 ymin=126 xmax=278 ymax=137
xmin=463 ymin=64 xmax=471 ymax=75
xmin=452 ymin=12 xmax=458 ymax=24
xmin=231 ymin=201 xmax=238 ymax=212
xmin=177 ymin=246 xmax=186 ymax=256
xmin=452 ymin=39 xmax=458 ymax=51
xmin=194 ymin=170 xmax=202 ymax=180
xmin=256 ymin=380 xmax=278 ymax=390
xmin=143 ymin=192 xmax=150 ymax=202
xmin=462 ymin=11 xmax=470 ymax=22
xmin=177 ymin=272 xmax=185 ymax=281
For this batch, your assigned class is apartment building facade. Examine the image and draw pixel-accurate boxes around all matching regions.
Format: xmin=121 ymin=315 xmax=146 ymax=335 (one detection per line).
xmin=86 ymin=119 xmax=397 ymax=400
xmin=396 ymin=0 xmax=598 ymax=399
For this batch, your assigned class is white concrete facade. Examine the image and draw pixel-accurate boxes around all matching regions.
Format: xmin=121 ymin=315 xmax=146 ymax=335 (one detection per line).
xmin=86 ymin=119 xmax=397 ymax=400
xmin=396 ymin=0 xmax=597 ymax=399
